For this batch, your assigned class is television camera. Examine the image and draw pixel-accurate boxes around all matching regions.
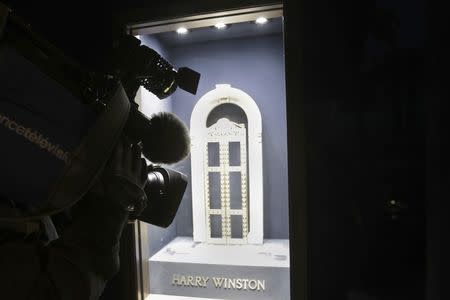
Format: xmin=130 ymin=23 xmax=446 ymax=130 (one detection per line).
xmin=0 ymin=4 xmax=200 ymax=227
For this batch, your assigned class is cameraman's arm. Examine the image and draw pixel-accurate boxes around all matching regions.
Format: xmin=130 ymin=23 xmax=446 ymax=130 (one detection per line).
xmin=0 ymin=194 xmax=127 ymax=300
xmin=0 ymin=139 xmax=147 ymax=300
xmin=45 ymin=197 xmax=129 ymax=300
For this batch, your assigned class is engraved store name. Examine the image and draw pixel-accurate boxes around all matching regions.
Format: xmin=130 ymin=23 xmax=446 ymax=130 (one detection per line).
xmin=208 ymin=130 xmax=242 ymax=138
xmin=172 ymin=274 xmax=266 ymax=291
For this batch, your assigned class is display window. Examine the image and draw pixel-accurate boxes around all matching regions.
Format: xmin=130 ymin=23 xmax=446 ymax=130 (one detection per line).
xmin=129 ymin=5 xmax=290 ymax=300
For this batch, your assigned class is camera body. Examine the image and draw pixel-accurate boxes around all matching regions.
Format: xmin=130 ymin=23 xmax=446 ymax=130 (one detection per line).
xmin=0 ymin=5 xmax=197 ymax=227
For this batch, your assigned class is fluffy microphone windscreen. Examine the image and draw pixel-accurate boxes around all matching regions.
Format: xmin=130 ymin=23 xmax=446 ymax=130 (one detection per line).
xmin=143 ymin=112 xmax=190 ymax=164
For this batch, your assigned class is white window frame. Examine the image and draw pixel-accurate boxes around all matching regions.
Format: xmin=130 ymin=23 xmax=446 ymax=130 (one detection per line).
xmin=190 ymin=84 xmax=263 ymax=244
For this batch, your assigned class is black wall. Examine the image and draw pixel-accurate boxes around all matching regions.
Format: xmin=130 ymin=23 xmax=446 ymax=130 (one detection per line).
xmin=285 ymin=0 xmax=428 ymax=299
xmin=425 ymin=1 xmax=450 ymax=300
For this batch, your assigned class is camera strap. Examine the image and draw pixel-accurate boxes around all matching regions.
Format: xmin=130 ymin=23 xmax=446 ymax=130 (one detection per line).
xmin=43 ymin=85 xmax=131 ymax=215
xmin=0 ymin=85 xmax=131 ymax=221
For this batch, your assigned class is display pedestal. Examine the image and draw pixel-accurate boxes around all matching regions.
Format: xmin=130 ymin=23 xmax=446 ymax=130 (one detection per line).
xmin=146 ymin=295 xmax=221 ymax=300
xmin=148 ymin=237 xmax=290 ymax=300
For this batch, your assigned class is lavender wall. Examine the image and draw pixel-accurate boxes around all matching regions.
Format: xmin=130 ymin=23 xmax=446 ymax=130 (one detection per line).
xmin=167 ymin=33 xmax=289 ymax=239
xmin=139 ymin=35 xmax=177 ymax=256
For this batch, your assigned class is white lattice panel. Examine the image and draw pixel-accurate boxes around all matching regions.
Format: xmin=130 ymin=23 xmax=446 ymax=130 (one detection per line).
xmin=205 ymin=118 xmax=248 ymax=244
xmin=191 ymin=84 xmax=263 ymax=245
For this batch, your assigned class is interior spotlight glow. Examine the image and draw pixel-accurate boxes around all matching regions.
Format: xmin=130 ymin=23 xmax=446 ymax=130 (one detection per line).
xmin=176 ymin=27 xmax=188 ymax=34
xmin=255 ymin=17 xmax=268 ymax=24
xmin=215 ymin=22 xmax=227 ymax=29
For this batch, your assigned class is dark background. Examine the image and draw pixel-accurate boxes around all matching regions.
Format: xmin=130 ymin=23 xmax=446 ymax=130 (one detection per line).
xmin=3 ymin=0 xmax=448 ymax=299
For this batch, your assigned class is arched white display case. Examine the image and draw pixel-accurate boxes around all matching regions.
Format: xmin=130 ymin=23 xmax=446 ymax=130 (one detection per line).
xmin=190 ymin=84 xmax=264 ymax=244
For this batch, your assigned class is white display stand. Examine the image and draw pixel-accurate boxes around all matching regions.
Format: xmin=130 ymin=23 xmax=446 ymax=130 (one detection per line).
xmin=148 ymin=237 xmax=290 ymax=300
xmin=190 ymin=84 xmax=264 ymax=244
xmin=147 ymin=295 xmax=223 ymax=300
xmin=150 ymin=237 xmax=289 ymax=267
